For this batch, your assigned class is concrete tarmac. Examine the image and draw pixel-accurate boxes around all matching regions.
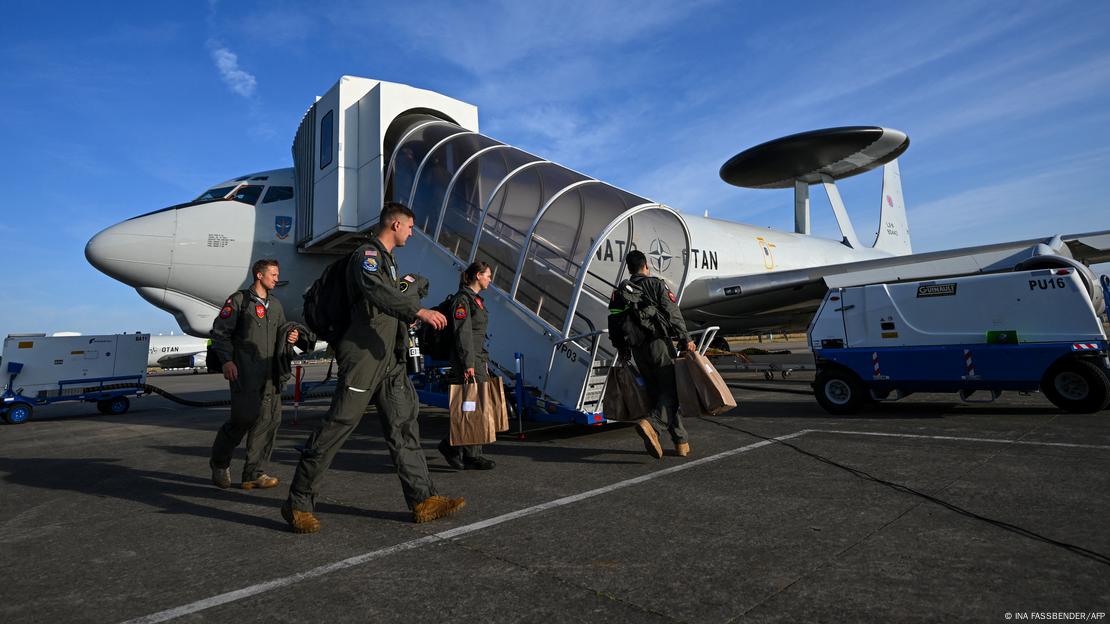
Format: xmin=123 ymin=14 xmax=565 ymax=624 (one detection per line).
xmin=2 ymin=361 xmax=1108 ymax=623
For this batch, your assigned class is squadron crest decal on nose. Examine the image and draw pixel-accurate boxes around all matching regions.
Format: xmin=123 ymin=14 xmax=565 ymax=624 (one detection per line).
xmin=275 ymin=216 xmax=292 ymax=239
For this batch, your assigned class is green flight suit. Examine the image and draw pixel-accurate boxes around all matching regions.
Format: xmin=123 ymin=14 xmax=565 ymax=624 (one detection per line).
xmin=209 ymin=289 xmax=288 ymax=482
xmin=619 ymin=274 xmax=692 ymax=445
xmin=288 ymin=236 xmax=438 ymax=512
xmin=443 ymin=287 xmax=489 ymax=460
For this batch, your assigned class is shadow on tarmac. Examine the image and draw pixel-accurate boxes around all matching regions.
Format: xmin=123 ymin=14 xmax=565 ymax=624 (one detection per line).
xmin=0 ymin=456 xmax=288 ymax=530
xmin=0 ymin=455 xmax=422 ymax=529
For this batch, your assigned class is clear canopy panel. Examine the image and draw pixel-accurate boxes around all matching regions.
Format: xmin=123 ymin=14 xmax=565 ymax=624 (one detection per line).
xmin=386 ymin=122 xmax=466 ymax=208
xmin=382 ymin=117 xmax=689 ymax=340
xmin=407 ymin=133 xmax=494 ymax=235
xmin=477 ymin=163 xmax=588 ymax=293
xmin=438 ymin=147 xmax=540 ymax=261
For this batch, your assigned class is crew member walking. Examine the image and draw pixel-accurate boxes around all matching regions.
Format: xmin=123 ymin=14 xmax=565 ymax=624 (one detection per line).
xmin=609 ymin=250 xmax=696 ymax=459
xmin=282 ymin=202 xmax=464 ymax=533
xmin=210 ymin=259 xmax=300 ymax=490
xmin=438 ymin=261 xmax=496 ymax=470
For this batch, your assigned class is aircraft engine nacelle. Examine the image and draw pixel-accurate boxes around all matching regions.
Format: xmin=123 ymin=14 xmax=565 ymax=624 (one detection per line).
xmin=1013 ymin=253 xmax=1104 ymax=312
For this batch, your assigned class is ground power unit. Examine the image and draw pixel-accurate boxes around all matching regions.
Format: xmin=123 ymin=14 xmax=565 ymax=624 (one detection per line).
xmin=807 ymin=268 xmax=1110 ymax=414
xmin=1 ymin=333 xmax=150 ymax=424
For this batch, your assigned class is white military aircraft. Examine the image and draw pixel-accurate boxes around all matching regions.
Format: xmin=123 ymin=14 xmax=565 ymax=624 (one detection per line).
xmin=84 ymin=79 xmax=1110 ymax=345
xmin=147 ymin=334 xmax=210 ymax=370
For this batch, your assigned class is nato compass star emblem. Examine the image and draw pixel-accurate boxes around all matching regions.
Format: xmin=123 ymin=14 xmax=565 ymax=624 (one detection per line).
xmin=648 ymin=238 xmax=673 ymax=272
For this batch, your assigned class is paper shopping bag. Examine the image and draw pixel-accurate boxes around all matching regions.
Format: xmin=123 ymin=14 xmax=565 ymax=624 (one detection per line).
xmin=602 ymin=365 xmax=628 ymax=422
xmin=449 ymin=381 xmax=496 ymax=445
xmin=617 ymin=363 xmax=652 ymax=421
xmin=684 ymin=351 xmax=737 ymax=415
xmin=484 ymin=376 xmax=510 ymax=432
xmin=675 ymin=356 xmax=712 ymax=418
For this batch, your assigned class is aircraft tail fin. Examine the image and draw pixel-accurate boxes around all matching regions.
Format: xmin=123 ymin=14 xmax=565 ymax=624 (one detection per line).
xmin=872 ymin=159 xmax=912 ymax=255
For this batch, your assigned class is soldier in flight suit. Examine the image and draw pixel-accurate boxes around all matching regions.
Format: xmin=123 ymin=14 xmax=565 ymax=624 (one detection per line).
xmin=209 ymin=259 xmax=300 ymax=490
xmin=438 ymin=261 xmax=496 ymax=470
xmin=281 ymin=203 xmax=464 ymax=533
xmin=609 ymin=250 xmax=696 ymax=459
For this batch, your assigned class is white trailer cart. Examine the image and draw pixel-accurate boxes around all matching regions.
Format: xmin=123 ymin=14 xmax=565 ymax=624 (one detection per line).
xmin=807 ymin=268 xmax=1110 ymax=414
xmin=1 ymin=333 xmax=150 ymax=424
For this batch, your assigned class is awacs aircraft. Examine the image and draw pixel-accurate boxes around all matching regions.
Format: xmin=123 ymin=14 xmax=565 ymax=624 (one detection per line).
xmin=85 ymin=77 xmax=1110 ymax=349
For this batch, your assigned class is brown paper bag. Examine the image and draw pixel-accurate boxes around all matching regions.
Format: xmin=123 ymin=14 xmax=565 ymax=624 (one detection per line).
xmin=675 ymin=357 xmax=712 ymax=418
xmin=602 ymin=366 xmax=628 ymax=422
xmin=617 ymin=364 xmax=652 ymax=421
xmin=450 ymin=381 xmax=496 ymax=445
xmin=684 ymin=351 xmax=737 ymax=415
xmin=484 ymin=376 xmax=510 ymax=432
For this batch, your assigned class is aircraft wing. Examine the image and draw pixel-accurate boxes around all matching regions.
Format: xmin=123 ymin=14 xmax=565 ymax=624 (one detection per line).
xmin=680 ymin=230 xmax=1110 ymax=333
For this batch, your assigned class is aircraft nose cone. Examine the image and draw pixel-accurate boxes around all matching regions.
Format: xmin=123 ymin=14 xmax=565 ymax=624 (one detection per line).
xmin=85 ymin=209 xmax=176 ymax=288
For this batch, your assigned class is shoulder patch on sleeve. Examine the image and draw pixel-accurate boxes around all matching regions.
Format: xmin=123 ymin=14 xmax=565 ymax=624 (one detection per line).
xmin=219 ymin=305 xmax=234 ymax=319
xmin=362 ymin=257 xmax=379 ymax=272
xmin=454 ymin=304 xmax=467 ymax=320
xmin=667 ymin=290 xmax=677 ymax=303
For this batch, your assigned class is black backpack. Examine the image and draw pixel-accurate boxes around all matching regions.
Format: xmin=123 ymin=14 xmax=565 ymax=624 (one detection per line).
xmin=417 ymin=295 xmax=457 ymax=361
xmin=303 ymin=254 xmax=352 ymax=344
xmin=608 ymin=279 xmax=662 ymax=348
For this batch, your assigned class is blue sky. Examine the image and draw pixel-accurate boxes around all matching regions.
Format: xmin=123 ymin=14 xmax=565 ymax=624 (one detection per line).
xmin=1 ymin=0 xmax=1108 ymax=337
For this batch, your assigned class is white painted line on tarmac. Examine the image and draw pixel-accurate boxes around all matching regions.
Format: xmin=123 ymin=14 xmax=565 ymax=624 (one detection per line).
xmin=121 ymin=430 xmax=809 ymax=624
xmin=809 ymin=429 xmax=1110 ymax=450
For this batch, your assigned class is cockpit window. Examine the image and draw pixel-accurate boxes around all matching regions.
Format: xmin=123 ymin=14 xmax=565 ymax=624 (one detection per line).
xmin=262 ymin=186 xmax=294 ymax=204
xmin=231 ymin=185 xmax=265 ymax=205
xmin=195 ymin=186 xmax=236 ymax=201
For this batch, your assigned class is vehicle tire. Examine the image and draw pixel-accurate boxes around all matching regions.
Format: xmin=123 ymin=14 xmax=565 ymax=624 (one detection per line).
xmin=101 ymin=396 xmax=131 ymax=415
xmin=1041 ymin=360 xmax=1110 ymax=413
xmin=813 ymin=368 xmax=866 ymax=415
xmin=4 ymin=403 xmax=33 ymax=424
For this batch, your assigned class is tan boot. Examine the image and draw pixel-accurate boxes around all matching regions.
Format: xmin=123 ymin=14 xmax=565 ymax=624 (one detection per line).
xmin=412 ymin=496 xmax=466 ymax=524
xmin=281 ymin=500 xmax=321 ymax=534
xmin=635 ymin=419 xmax=663 ymax=459
xmin=675 ymin=442 xmax=691 ymax=457
xmin=242 ymin=474 xmax=280 ymax=490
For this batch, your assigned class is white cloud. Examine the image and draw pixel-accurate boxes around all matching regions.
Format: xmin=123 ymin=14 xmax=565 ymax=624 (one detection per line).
xmin=208 ymin=43 xmax=257 ymax=98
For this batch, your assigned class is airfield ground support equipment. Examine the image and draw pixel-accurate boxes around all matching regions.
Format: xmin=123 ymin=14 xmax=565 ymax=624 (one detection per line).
xmin=1 ymin=333 xmax=150 ymax=424
xmin=808 ymin=268 xmax=1110 ymax=414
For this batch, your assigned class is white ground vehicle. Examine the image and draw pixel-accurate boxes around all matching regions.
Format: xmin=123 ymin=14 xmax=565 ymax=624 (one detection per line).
xmin=808 ymin=268 xmax=1110 ymax=414
xmin=1 ymin=333 xmax=149 ymax=424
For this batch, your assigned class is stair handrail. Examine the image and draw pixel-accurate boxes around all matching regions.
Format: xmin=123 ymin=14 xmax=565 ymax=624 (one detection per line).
xmin=688 ymin=326 xmax=722 ymax=355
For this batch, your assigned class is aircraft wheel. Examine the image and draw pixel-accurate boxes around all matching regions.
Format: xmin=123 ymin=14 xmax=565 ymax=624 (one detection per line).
xmin=813 ymin=368 xmax=866 ymax=415
xmin=4 ymin=403 xmax=33 ymax=424
xmin=98 ymin=396 xmax=131 ymax=415
xmin=1041 ymin=360 xmax=1110 ymax=413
